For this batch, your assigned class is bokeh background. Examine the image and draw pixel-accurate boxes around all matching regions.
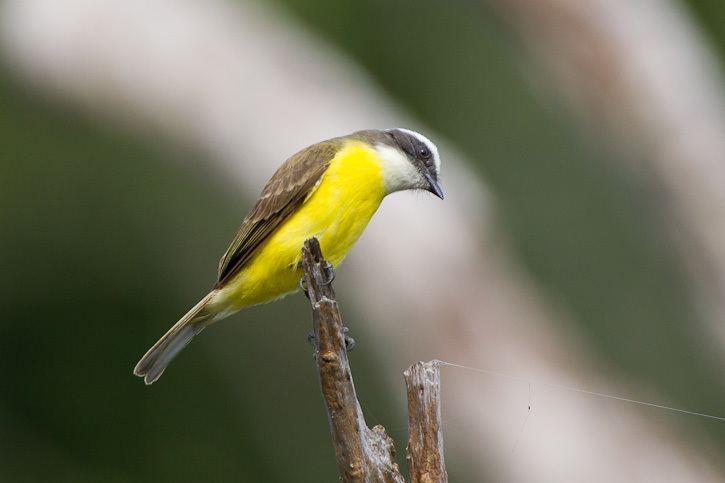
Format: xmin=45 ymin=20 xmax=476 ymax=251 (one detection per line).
xmin=2 ymin=0 xmax=725 ymax=481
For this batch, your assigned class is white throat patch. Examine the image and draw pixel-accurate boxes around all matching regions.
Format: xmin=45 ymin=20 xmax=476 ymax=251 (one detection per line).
xmin=374 ymin=143 xmax=424 ymax=194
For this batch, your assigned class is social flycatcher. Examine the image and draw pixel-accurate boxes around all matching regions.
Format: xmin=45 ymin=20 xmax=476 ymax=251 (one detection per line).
xmin=134 ymin=128 xmax=443 ymax=384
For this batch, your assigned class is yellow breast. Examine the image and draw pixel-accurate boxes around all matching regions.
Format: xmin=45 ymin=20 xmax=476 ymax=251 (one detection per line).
xmin=218 ymin=141 xmax=386 ymax=308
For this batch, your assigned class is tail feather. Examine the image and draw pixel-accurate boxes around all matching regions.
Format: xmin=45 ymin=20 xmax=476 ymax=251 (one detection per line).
xmin=134 ymin=292 xmax=216 ymax=385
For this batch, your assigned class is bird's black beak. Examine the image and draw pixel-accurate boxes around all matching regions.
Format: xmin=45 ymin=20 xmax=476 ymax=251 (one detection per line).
xmin=424 ymin=172 xmax=444 ymax=200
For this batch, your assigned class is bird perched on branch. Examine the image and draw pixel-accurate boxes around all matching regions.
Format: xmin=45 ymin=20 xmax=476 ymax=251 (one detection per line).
xmin=134 ymin=128 xmax=443 ymax=384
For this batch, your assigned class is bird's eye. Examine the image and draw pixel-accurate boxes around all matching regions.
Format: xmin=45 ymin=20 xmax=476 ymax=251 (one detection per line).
xmin=418 ymin=147 xmax=431 ymax=160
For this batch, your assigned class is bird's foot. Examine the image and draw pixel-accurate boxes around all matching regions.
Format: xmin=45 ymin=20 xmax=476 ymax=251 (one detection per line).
xmin=343 ymin=326 xmax=356 ymax=352
xmin=308 ymin=330 xmax=319 ymax=360
xmin=299 ymin=276 xmax=309 ymax=300
xmin=307 ymin=327 xmax=355 ymax=351
xmin=322 ymin=262 xmax=336 ymax=286
xmin=299 ymin=264 xmax=333 ymax=299
xmin=307 ymin=330 xmax=316 ymax=346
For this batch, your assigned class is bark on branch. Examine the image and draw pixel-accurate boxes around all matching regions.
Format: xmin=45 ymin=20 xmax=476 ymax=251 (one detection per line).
xmin=405 ymin=361 xmax=448 ymax=483
xmin=301 ymin=238 xmax=404 ymax=483
xmin=301 ymin=238 xmax=448 ymax=483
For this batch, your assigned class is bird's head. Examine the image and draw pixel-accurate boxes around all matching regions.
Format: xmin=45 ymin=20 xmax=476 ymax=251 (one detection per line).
xmin=374 ymin=128 xmax=444 ymax=199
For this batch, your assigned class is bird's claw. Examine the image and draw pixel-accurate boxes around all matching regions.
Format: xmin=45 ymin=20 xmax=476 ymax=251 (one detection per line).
xmin=299 ymin=263 xmax=333 ymax=299
xmin=299 ymin=276 xmax=309 ymax=299
xmin=322 ymin=262 xmax=336 ymax=286
xmin=343 ymin=326 xmax=356 ymax=352
xmin=307 ymin=327 xmax=355 ymax=351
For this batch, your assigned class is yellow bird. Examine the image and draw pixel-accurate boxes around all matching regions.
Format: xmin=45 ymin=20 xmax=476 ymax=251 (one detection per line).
xmin=134 ymin=128 xmax=443 ymax=384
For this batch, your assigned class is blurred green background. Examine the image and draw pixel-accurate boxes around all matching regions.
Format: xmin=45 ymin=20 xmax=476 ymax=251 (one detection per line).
xmin=2 ymin=0 xmax=725 ymax=481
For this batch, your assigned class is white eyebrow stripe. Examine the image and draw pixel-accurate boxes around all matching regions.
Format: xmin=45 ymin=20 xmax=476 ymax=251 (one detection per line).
xmin=394 ymin=127 xmax=441 ymax=175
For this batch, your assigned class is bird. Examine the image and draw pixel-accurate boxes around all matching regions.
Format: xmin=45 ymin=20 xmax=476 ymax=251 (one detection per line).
xmin=133 ymin=128 xmax=443 ymax=384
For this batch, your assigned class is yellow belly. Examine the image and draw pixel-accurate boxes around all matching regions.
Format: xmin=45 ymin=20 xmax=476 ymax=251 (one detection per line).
xmin=217 ymin=141 xmax=385 ymax=309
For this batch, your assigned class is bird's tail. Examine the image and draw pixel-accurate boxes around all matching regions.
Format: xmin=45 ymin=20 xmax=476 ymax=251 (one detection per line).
xmin=133 ymin=292 xmax=218 ymax=385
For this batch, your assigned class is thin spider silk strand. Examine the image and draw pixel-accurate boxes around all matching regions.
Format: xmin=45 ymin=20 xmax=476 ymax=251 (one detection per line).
xmin=433 ymin=359 xmax=725 ymax=423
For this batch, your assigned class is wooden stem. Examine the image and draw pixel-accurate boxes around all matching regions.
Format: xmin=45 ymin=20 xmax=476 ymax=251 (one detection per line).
xmin=404 ymin=361 xmax=448 ymax=483
xmin=301 ymin=238 xmax=405 ymax=483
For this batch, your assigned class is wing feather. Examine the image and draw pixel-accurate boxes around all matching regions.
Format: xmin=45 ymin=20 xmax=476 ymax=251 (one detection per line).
xmin=216 ymin=141 xmax=338 ymax=285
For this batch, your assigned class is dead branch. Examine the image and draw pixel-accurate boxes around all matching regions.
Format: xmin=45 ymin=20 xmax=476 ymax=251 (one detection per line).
xmin=404 ymin=361 xmax=448 ymax=483
xmin=301 ymin=239 xmax=449 ymax=482
xmin=301 ymin=238 xmax=405 ymax=483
